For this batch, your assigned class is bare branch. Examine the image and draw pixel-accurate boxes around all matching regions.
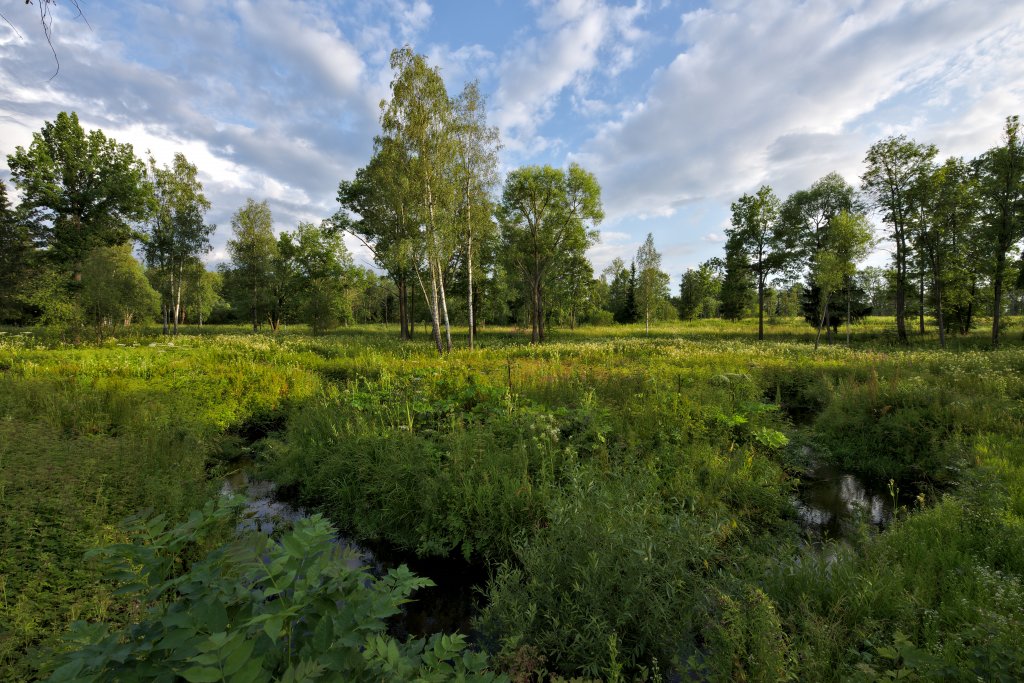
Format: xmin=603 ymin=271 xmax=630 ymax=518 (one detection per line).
xmin=21 ymin=0 xmax=92 ymax=81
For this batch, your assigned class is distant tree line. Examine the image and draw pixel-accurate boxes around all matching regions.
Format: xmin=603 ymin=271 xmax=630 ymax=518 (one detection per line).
xmin=2 ymin=59 xmax=1021 ymax=349
xmin=678 ymin=117 xmax=1024 ymax=348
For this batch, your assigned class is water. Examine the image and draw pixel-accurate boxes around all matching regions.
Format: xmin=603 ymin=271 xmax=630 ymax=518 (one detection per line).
xmin=792 ymin=462 xmax=897 ymax=542
xmin=221 ymin=464 xmax=482 ymax=638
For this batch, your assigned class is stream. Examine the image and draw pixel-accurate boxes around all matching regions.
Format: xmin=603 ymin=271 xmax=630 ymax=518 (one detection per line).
xmin=792 ymin=462 xmax=902 ymax=542
xmin=221 ymin=465 xmax=484 ymax=639
xmin=221 ymin=453 xmax=909 ymax=643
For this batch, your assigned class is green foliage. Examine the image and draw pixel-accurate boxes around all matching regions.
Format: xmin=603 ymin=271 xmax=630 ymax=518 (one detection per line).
xmin=279 ymin=222 xmax=355 ymax=333
xmin=727 ymin=185 xmax=798 ymax=338
xmin=4 ymin=322 xmax=1024 ymax=681
xmin=142 ymin=153 xmax=214 ymax=333
xmin=6 ymin=111 xmax=150 ymax=275
xmin=634 ymin=233 xmax=670 ymax=331
xmin=80 ymin=245 xmax=160 ymax=340
xmin=498 ymin=163 xmax=603 ymax=342
xmin=48 ymin=501 xmax=502 ymax=682
xmin=861 ymin=135 xmax=938 ymax=343
xmin=0 ymin=180 xmax=35 ymax=323
xmin=223 ymin=199 xmax=279 ymax=331
xmin=678 ymin=259 xmax=723 ymax=320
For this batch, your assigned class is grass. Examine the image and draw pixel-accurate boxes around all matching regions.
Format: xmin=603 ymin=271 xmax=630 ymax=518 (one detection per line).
xmin=2 ymin=317 xmax=1023 ymax=680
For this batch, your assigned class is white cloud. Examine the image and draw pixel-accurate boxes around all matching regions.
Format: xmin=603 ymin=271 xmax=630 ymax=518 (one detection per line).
xmin=494 ymin=0 xmax=647 ymax=153
xmin=576 ymin=0 xmax=1024 ymax=222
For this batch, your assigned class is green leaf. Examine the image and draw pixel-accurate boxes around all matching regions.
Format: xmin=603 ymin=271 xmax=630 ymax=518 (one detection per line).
xmin=222 ymin=638 xmax=255 ymax=676
xmin=180 ymin=665 xmax=223 ymax=682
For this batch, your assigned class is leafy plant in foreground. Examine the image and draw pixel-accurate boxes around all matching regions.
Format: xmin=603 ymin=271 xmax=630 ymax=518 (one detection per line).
xmin=48 ymin=498 xmax=503 ymax=682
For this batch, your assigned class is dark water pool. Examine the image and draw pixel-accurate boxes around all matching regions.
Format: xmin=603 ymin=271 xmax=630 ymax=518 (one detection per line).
xmin=221 ymin=465 xmax=483 ymax=639
xmin=792 ymin=463 xmax=900 ymax=542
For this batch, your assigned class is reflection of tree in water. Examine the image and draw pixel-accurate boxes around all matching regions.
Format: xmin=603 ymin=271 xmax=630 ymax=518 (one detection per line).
xmin=794 ymin=464 xmax=895 ymax=542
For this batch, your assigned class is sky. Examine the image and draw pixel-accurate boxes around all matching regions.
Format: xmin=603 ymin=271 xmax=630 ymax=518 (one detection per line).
xmin=1 ymin=0 xmax=1023 ymax=288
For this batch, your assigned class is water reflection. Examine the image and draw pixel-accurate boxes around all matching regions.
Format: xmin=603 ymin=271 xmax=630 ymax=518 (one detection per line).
xmin=793 ymin=463 xmax=895 ymax=542
xmin=220 ymin=464 xmax=481 ymax=638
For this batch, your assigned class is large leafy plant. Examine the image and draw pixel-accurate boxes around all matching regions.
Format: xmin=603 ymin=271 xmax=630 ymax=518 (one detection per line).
xmin=48 ymin=498 xmax=502 ymax=682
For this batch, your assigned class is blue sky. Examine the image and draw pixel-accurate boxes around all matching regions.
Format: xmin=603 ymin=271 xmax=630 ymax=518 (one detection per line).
xmin=2 ymin=0 xmax=1022 ymax=288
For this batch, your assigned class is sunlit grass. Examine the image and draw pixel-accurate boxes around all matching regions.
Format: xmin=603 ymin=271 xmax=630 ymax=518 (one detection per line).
xmin=2 ymin=318 xmax=1023 ymax=679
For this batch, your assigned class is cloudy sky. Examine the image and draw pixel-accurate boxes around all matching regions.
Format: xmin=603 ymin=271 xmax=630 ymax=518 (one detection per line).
xmin=2 ymin=0 xmax=1022 ymax=285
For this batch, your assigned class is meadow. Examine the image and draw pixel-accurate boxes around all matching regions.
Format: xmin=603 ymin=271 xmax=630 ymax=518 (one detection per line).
xmin=1 ymin=318 xmax=1023 ymax=681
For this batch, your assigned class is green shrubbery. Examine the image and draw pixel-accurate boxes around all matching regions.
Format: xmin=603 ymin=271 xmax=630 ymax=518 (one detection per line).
xmin=47 ymin=500 xmax=502 ymax=682
xmin=4 ymin=320 xmax=1024 ymax=680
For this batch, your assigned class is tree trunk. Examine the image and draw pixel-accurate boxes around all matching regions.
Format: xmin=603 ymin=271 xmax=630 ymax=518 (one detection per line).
xmin=894 ymin=242 xmax=907 ymax=343
xmin=398 ymin=276 xmax=408 ymax=340
xmin=846 ymin=281 xmax=851 ymax=347
xmin=992 ymin=252 xmax=1006 ymax=349
xmin=438 ymin=263 xmax=452 ymax=353
xmin=467 ymin=202 xmax=475 ymax=350
xmin=538 ymin=280 xmax=546 ymax=343
xmin=757 ymin=277 xmax=765 ymax=341
xmin=172 ymin=271 xmax=182 ymax=336
xmin=414 ymin=267 xmax=442 ymax=353
xmin=814 ymin=292 xmax=832 ymax=350
xmin=918 ymin=271 xmax=925 ymax=335
xmin=531 ymin=279 xmax=540 ymax=344
xmin=645 ymin=308 xmax=650 ymax=335
xmin=251 ymin=277 xmax=259 ymax=332
xmin=935 ymin=275 xmax=946 ymax=350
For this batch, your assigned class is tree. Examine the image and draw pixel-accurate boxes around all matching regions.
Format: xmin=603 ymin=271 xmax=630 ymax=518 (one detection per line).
xmin=603 ymin=257 xmax=633 ymax=323
xmin=453 ymin=81 xmax=501 ymax=349
xmin=281 ymin=222 xmax=355 ymax=333
xmin=678 ymin=259 xmax=723 ymax=320
xmin=918 ymin=157 xmax=978 ymax=348
xmin=720 ymin=239 xmax=755 ymax=321
xmin=143 ymin=153 xmax=214 ymax=335
xmin=7 ymin=112 xmax=150 ymax=281
xmin=726 ymin=186 xmax=795 ymax=339
xmin=337 ymin=138 xmax=419 ymax=341
xmin=861 ymin=135 xmax=938 ymax=343
xmin=809 ymin=211 xmax=873 ymax=348
xmin=225 ymin=199 xmax=277 ymax=332
xmin=180 ymin=264 xmax=222 ymax=327
xmin=0 ymin=181 xmax=34 ymax=323
xmin=379 ymin=46 xmax=459 ymax=353
xmin=975 ymin=115 xmax=1024 ymax=348
xmin=782 ymin=172 xmax=858 ymax=320
xmin=80 ymin=245 xmax=159 ymax=340
xmin=634 ymin=233 xmax=669 ymax=334
xmin=498 ymin=164 xmax=603 ymax=342
xmin=547 ymin=252 xmax=596 ymax=330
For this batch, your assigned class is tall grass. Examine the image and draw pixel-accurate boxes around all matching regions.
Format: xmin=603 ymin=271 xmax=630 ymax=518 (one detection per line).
xmin=2 ymin=317 xmax=1024 ymax=679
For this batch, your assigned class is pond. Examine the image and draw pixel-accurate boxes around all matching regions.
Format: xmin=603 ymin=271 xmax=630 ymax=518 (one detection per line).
xmin=792 ymin=462 xmax=899 ymax=542
xmin=221 ymin=464 xmax=483 ymax=639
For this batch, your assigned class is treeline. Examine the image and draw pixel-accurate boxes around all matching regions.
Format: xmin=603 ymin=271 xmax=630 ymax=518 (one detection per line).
xmin=679 ymin=118 xmax=1024 ymax=348
xmin=2 ymin=50 xmax=1021 ymax=348
xmin=0 ymin=113 xmax=394 ymax=339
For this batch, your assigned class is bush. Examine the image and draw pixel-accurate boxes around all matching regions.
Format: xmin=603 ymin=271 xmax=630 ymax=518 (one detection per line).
xmin=48 ymin=499 xmax=504 ymax=682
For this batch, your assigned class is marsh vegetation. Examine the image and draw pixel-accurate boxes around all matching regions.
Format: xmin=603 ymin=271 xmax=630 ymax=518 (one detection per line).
xmin=1 ymin=318 xmax=1023 ymax=680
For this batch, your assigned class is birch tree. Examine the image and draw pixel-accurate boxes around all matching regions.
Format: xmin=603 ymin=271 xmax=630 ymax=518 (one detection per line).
xmin=143 ymin=153 xmax=214 ymax=335
xmin=226 ymin=199 xmax=277 ymax=332
xmin=380 ymin=47 xmax=459 ymax=354
xmin=453 ymin=81 xmax=500 ymax=349
xmin=498 ymin=164 xmax=603 ymax=343
xmin=861 ymin=136 xmax=937 ymax=344
xmin=634 ymin=233 xmax=668 ymax=334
